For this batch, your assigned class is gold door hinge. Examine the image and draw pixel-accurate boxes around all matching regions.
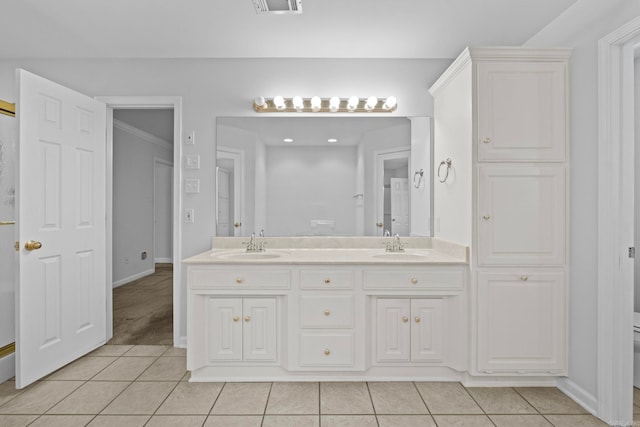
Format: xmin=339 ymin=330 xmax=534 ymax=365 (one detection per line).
xmin=14 ymin=241 xmax=19 ymax=252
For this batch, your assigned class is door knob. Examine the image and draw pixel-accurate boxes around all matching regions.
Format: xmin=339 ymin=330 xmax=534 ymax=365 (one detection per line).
xmin=24 ymin=240 xmax=42 ymax=251
xmin=376 ymin=222 xmax=384 ymax=228
xmin=234 ymin=222 xmax=242 ymax=228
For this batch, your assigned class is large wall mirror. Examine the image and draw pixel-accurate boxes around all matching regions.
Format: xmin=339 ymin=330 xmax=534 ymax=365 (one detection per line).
xmin=216 ymin=116 xmax=432 ymax=237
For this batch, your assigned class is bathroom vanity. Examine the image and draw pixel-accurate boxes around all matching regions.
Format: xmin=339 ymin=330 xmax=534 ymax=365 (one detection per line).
xmin=184 ymin=237 xmax=470 ymax=382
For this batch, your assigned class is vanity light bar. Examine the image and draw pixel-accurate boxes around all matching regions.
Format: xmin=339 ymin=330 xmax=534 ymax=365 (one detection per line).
xmin=253 ymin=96 xmax=398 ymax=113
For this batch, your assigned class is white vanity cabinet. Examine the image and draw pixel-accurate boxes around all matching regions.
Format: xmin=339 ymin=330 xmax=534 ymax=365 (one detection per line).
xmin=375 ymin=298 xmax=445 ymax=363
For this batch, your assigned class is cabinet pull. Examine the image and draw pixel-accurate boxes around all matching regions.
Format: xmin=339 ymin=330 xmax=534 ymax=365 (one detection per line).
xmin=410 ymin=277 xmax=418 ymax=285
xmin=483 ymin=137 xmax=491 ymax=144
xmin=233 ymin=316 xmax=240 ymax=322
xmin=402 ymin=316 xmax=409 ymax=323
xmin=414 ymin=317 xmax=421 ymax=323
xmin=520 ymin=275 xmax=528 ymax=281
xmin=236 ymin=277 xmax=244 ymax=284
xmin=324 ymin=309 xmax=331 ymax=316
xmin=483 ymin=215 xmax=491 ymax=220
xmin=244 ymin=316 xmax=250 ymax=322
xmin=324 ymin=278 xmax=331 ymax=284
xmin=324 ymin=349 xmax=331 ymax=356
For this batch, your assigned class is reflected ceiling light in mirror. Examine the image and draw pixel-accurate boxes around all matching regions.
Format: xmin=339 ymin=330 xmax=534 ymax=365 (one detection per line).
xmin=252 ymin=96 xmax=397 ymax=113
xmin=327 ymin=138 xmax=338 ymax=143
xmin=283 ymin=138 xmax=294 ymax=143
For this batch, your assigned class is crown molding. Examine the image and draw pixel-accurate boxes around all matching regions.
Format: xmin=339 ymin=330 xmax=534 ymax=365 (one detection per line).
xmin=113 ymin=118 xmax=172 ymax=151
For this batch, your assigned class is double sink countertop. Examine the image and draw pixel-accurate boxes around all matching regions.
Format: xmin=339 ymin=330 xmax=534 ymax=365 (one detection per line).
xmin=183 ymin=237 xmax=469 ymax=265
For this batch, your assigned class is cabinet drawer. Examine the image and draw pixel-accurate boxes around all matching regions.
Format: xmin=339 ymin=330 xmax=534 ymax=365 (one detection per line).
xmin=300 ymin=270 xmax=354 ymax=289
xmin=300 ymin=295 xmax=353 ymax=328
xmin=299 ymin=332 xmax=354 ymax=367
xmin=189 ymin=268 xmax=290 ymax=289
xmin=363 ymin=269 xmax=464 ymax=290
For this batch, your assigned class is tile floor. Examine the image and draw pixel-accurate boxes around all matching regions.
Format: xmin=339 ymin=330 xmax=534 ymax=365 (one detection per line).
xmin=0 ymin=345 xmax=619 ymax=426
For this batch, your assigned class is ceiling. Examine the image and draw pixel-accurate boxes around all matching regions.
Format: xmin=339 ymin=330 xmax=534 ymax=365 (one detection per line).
xmin=1 ymin=0 xmax=579 ymax=59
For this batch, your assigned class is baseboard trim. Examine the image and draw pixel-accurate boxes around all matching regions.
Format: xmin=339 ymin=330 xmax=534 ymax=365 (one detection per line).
xmin=176 ymin=335 xmax=187 ymax=349
xmin=0 ymin=353 xmax=15 ymax=383
xmin=556 ymin=377 xmax=598 ymax=416
xmin=112 ymin=268 xmax=155 ymax=288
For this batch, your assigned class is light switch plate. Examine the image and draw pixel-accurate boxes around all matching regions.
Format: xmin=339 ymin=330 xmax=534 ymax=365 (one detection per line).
xmin=184 ymin=154 xmax=200 ymax=169
xmin=185 ymin=179 xmax=200 ymax=193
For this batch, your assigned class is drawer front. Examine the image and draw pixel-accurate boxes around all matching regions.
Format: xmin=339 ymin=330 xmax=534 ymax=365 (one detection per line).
xmin=300 ymin=295 xmax=353 ymax=328
xmin=363 ymin=269 xmax=464 ymax=290
xmin=299 ymin=332 xmax=354 ymax=367
xmin=189 ymin=268 xmax=290 ymax=289
xmin=300 ymin=270 xmax=354 ymax=290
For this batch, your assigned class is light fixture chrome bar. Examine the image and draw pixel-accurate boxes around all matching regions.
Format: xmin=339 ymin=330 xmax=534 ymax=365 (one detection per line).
xmin=253 ymin=96 xmax=397 ymax=113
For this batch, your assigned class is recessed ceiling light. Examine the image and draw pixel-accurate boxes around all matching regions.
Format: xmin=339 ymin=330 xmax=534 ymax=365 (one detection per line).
xmin=327 ymin=138 xmax=338 ymax=143
xmin=283 ymin=138 xmax=294 ymax=143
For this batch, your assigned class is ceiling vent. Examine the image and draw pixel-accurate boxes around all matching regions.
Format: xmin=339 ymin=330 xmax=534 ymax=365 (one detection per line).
xmin=253 ymin=0 xmax=302 ymax=14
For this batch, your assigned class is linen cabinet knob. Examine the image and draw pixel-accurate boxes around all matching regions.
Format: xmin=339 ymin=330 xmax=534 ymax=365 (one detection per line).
xmin=520 ymin=275 xmax=528 ymax=281
xmin=244 ymin=316 xmax=251 ymax=322
xmin=414 ymin=317 xmax=421 ymax=323
xmin=411 ymin=278 xmax=418 ymax=284
xmin=324 ymin=349 xmax=331 ymax=356
xmin=483 ymin=215 xmax=491 ymax=220
xmin=324 ymin=310 xmax=331 ymax=316
xmin=402 ymin=316 xmax=409 ymax=323
xmin=324 ymin=278 xmax=331 ymax=284
xmin=483 ymin=137 xmax=491 ymax=144
xmin=233 ymin=316 xmax=239 ymax=322
xmin=236 ymin=277 xmax=244 ymax=284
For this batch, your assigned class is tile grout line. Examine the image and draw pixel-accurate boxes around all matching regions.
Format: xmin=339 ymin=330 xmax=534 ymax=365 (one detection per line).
xmin=259 ymin=382 xmax=274 ymax=426
xmin=412 ymin=381 xmax=437 ymax=425
xmin=364 ymin=381 xmax=381 ymax=427
xmin=461 ymin=383 xmax=497 ymax=426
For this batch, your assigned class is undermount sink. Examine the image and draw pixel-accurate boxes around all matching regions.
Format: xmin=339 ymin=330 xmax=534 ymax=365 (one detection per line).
xmin=373 ymin=251 xmax=432 ymax=261
xmin=215 ymin=251 xmax=284 ymax=260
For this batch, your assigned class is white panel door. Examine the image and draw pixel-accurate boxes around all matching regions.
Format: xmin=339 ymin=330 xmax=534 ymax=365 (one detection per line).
xmin=376 ymin=299 xmax=410 ymax=362
xmin=16 ymin=69 xmax=107 ymax=388
xmin=477 ymin=270 xmax=566 ymax=373
xmin=390 ymin=178 xmax=409 ymax=236
xmin=478 ymin=166 xmax=565 ymax=266
xmin=410 ymin=299 xmax=445 ymax=362
xmin=216 ymin=167 xmax=230 ymax=237
xmin=207 ymin=298 xmax=242 ymax=361
xmin=242 ymin=298 xmax=277 ymax=361
xmin=477 ymin=61 xmax=566 ymax=162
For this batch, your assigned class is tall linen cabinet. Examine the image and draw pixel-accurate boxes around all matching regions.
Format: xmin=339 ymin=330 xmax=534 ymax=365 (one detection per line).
xmin=429 ymin=47 xmax=571 ymax=376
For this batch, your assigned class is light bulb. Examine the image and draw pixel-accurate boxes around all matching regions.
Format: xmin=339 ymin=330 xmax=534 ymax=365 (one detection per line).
xmin=254 ymin=96 xmax=266 ymax=108
xmin=283 ymin=138 xmax=293 ymax=143
xmin=329 ymin=97 xmax=340 ymax=112
xmin=273 ymin=95 xmax=285 ymax=110
xmin=311 ymin=96 xmax=322 ymax=112
xmin=292 ymin=95 xmax=304 ymax=110
xmin=365 ymin=96 xmax=378 ymax=111
xmin=383 ymin=96 xmax=397 ymax=110
xmin=327 ymin=138 xmax=338 ymax=143
xmin=347 ymin=96 xmax=359 ymax=111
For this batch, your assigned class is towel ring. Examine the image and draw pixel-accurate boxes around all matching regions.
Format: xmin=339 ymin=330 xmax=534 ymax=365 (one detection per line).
xmin=413 ymin=169 xmax=424 ymax=188
xmin=437 ymin=158 xmax=452 ymax=183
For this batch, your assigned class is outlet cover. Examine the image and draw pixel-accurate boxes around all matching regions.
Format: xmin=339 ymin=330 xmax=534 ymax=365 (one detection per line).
xmin=185 ymin=179 xmax=200 ymax=194
xmin=186 ymin=131 xmax=195 ymax=145
xmin=184 ymin=208 xmax=195 ymax=223
xmin=184 ymin=154 xmax=200 ymax=169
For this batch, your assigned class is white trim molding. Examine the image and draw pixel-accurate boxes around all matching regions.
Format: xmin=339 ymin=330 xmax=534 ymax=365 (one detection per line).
xmin=597 ymin=15 xmax=640 ymax=427
xmin=557 ymin=377 xmax=598 ymax=417
xmin=112 ymin=268 xmax=155 ymax=289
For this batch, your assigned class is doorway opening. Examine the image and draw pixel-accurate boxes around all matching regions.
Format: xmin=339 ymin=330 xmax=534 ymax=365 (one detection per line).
xmin=216 ymin=147 xmax=245 ymax=237
xmin=375 ymin=149 xmax=410 ymax=236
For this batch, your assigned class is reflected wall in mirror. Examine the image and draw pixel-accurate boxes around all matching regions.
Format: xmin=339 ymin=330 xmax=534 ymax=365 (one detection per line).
xmin=216 ymin=117 xmax=431 ymax=237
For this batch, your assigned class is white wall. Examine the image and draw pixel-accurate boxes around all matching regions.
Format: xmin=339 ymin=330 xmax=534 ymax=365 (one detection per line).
xmin=0 ymin=57 xmax=451 ymax=342
xmin=266 ymin=145 xmax=357 ymax=235
xmin=636 ymin=56 xmax=640 ymax=313
xmin=112 ymin=122 xmax=173 ymax=287
xmin=525 ymin=0 xmax=640 ymax=402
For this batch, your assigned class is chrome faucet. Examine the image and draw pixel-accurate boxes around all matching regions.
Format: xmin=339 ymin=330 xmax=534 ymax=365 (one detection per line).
xmin=243 ymin=232 xmax=266 ymax=252
xmin=383 ymin=229 xmax=391 ymax=237
xmin=385 ymin=232 xmax=405 ymax=252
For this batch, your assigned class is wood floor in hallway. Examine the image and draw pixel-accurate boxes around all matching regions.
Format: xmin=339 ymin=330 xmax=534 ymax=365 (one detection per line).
xmin=109 ymin=264 xmax=173 ymax=345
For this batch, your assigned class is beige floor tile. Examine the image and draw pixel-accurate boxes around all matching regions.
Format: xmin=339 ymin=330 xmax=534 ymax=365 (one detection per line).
xmin=544 ymin=414 xmax=609 ymax=426
xmin=87 ymin=415 xmax=150 ymax=426
xmin=368 ymin=382 xmax=428 ymax=414
xmin=156 ymin=382 xmax=223 ymax=415
xmin=0 ymin=381 xmax=83 ymax=414
xmin=490 ymin=414 xmax=553 ymax=426
xmin=515 ymin=388 xmax=588 ymax=414
xmin=91 ymin=345 xmax=134 ymax=357
xmin=46 ymin=356 xmax=117 ymax=380
xmin=138 ymin=356 xmax=186 ymax=381
xmin=263 ymin=415 xmax=320 ymax=426
xmin=146 ymin=415 xmax=208 ymax=426
xmin=92 ymin=356 xmax=156 ymax=381
xmin=29 ymin=414 xmax=95 ymax=426
xmin=266 ymin=382 xmax=319 ymax=414
xmin=377 ymin=414 xmax=437 ymax=427
xmin=0 ymin=414 xmax=38 ymax=427
xmin=123 ymin=345 xmax=169 ymax=357
xmin=210 ymin=382 xmax=271 ymax=415
xmin=181 ymin=371 xmax=192 ymax=382
xmin=47 ymin=381 xmax=130 ymax=414
xmin=161 ymin=347 xmax=187 ymax=357
xmin=320 ymin=382 xmax=374 ymax=415
xmin=415 ymin=382 xmax=482 ymax=415
xmin=466 ymin=387 xmax=536 ymax=414
xmin=432 ymin=415 xmax=494 ymax=426
xmin=635 ymin=403 xmax=640 ymax=414
xmin=0 ymin=381 xmax=24 ymax=407
xmin=204 ymin=415 xmax=263 ymax=426
xmin=101 ymin=381 xmax=176 ymax=415
xmin=320 ymin=415 xmax=378 ymax=426
xmin=634 ymin=387 xmax=640 ymax=407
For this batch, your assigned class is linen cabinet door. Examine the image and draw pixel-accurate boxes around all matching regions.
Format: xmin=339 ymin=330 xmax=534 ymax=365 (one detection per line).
xmin=242 ymin=298 xmax=277 ymax=361
xmin=477 ymin=60 xmax=566 ymax=162
xmin=376 ymin=299 xmax=410 ymax=362
xmin=478 ymin=166 xmax=565 ymax=266
xmin=207 ymin=298 xmax=242 ymax=361
xmin=410 ymin=299 xmax=445 ymax=362
xmin=477 ymin=271 xmax=566 ymax=373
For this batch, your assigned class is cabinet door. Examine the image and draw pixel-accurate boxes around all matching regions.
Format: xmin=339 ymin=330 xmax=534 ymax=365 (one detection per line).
xmin=477 ymin=271 xmax=566 ymax=373
xmin=207 ymin=298 xmax=242 ymax=361
xmin=478 ymin=166 xmax=565 ymax=266
xmin=411 ymin=299 xmax=445 ymax=362
xmin=376 ymin=299 xmax=410 ymax=362
xmin=242 ymin=298 xmax=277 ymax=361
xmin=477 ymin=61 xmax=566 ymax=161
